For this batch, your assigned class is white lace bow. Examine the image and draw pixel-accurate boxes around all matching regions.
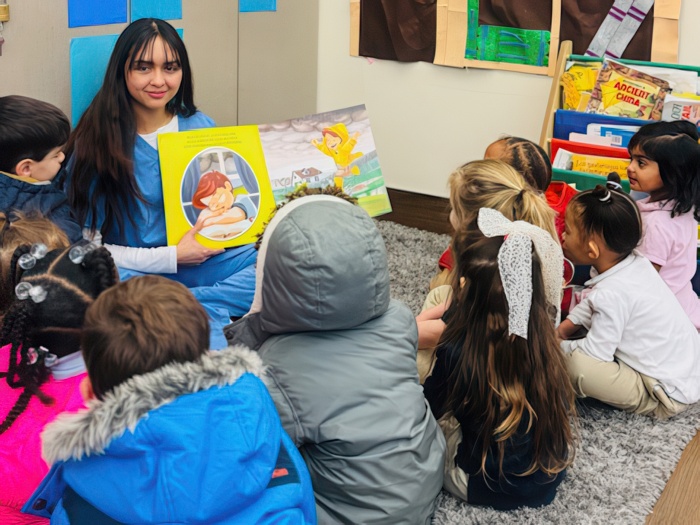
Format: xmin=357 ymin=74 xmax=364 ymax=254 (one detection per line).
xmin=477 ymin=208 xmax=563 ymax=339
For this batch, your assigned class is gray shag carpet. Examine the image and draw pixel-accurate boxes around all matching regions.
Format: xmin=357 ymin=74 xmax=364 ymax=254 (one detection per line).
xmin=376 ymin=219 xmax=700 ymax=525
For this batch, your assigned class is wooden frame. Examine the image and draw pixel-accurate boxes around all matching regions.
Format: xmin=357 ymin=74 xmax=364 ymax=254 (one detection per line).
xmin=350 ymin=0 xmax=561 ymax=76
xmin=434 ymin=0 xmax=561 ymax=76
xmin=351 ymin=1 xmax=682 ymax=78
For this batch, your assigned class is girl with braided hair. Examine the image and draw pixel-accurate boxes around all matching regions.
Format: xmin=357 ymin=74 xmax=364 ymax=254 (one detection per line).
xmin=559 ymin=181 xmax=700 ymax=418
xmin=0 ymin=244 xmax=117 ymax=523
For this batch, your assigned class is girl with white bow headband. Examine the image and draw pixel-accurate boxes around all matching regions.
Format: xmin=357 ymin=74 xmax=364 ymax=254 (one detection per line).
xmin=423 ymin=207 xmax=577 ymax=510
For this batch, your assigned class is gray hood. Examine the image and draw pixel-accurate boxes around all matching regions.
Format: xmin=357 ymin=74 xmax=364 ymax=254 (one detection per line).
xmin=226 ymin=195 xmax=390 ymax=347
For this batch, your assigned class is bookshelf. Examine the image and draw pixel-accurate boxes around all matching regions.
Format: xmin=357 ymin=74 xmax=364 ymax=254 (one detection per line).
xmin=539 ymin=41 xmax=700 ymax=191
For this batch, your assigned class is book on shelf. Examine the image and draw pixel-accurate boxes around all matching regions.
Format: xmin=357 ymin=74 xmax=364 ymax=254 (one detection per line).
xmin=158 ymin=104 xmax=391 ymax=249
xmin=585 ymin=59 xmax=671 ymax=120
xmin=553 ymin=109 xmax=649 ymax=141
xmin=661 ymin=94 xmax=700 ymax=126
xmin=550 ymin=138 xmax=629 ymax=164
xmin=552 ymin=148 xmax=630 ymax=178
xmin=561 ymin=61 xmax=601 ymax=111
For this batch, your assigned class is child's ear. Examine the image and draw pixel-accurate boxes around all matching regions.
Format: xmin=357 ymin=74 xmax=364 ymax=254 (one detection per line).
xmin=80 ymin=376 xmax=95 ymax=402
xmin=14 ymin=158 xmax=34 ymax=177
xmin=587 ymin=239 xmax=601 ymax=260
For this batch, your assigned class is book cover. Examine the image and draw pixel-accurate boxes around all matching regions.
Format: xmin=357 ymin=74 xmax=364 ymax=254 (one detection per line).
xmin=159 ymin=105 xmax=391 ymax=249
xmin=159 ymin=125 xmax=276 ymax=249
xmin=585 ymin=59 xmax=671 ymax=120
xmin=661 ymin=94 xmax=700 ymax=126
xmin=570 ymin=153 xmax=630 ymax=177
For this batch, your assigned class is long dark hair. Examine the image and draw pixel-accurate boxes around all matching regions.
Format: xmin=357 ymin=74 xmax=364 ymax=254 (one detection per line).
xmin=441 ymin=232 xmax=576 ymax=477
xmin=66 ymin=18 xmax=197 ymax=236
xmin=627 ymin=120 xmax=700 ymax=220
xmin=0 ymin=245 xmax=117 ymax=434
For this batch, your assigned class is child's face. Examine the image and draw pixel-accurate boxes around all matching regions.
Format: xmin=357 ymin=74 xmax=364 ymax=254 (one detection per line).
xmin=562 ymin=206 xmax=590 ymax=265
xmin=125 ymin=36 xmax=183 ymax=116
xmin=28 ymin=146 xmax=65 ymax=181
xmin=324 ymin=134 xmax=341 ymax=149
xmin=627 ymin=147 xmax=664 ymax=199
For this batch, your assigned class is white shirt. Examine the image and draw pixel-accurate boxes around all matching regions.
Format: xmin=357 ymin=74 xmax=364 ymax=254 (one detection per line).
xmin=561 ymin=253 xmax=700 ymax=404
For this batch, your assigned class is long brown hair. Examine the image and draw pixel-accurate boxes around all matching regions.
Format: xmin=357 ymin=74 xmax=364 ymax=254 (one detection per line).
xmin=66 ymin=18 xmax=197 ymax=236
xmin=441 ymin=232 xmax=576 ymax=477
xmin=0 ymin=212 xmax=70 ymax=317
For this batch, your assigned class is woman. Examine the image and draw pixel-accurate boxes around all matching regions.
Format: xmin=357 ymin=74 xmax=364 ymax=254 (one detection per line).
xmin=65 ymin=18 xmax=256 ymax=347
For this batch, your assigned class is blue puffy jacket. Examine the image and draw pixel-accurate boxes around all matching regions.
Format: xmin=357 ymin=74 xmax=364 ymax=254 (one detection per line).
xmin=24 ymin=346 xmax=317 ymax=524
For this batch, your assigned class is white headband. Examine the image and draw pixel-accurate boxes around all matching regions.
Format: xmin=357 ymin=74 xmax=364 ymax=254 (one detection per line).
xmin=477 ymin=208 xmax=563 ymax=339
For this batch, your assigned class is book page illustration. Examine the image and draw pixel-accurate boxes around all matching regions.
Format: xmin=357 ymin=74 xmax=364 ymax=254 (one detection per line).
xmin=259 ymin=104 xmax=392 ymax=217
xmin=183 ymin=148 xmax=259 ymax=241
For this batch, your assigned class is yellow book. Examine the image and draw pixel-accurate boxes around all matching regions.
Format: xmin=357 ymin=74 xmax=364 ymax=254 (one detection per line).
xmin=570 ymin=154 xmax=630 ymax=177
xmin=561 ymin=62 xmax=601 ymax=110
xmin=159 ymin=104 xmax=391 ymax=249
xmin=159 ymin=126 xmax=276 ymax=249
xmin=586 ymin=59 xmax=671 ymax=120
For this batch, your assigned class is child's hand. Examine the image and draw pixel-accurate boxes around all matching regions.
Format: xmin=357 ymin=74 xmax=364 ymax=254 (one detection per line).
xmin=416 ymin=302 xmax=449 ymax=323
xmin=556 ymin=318 xmax=578 ymax=341
xmin=177 ymin=228 xmax=225 ymax=265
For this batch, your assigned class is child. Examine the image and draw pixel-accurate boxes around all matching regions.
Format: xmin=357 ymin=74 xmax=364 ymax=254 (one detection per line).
xmin=0 ymin=211 xmax=70 ymax=317
xmin=25 ymin=275 xmax=316 ymax=524
xmin=191 ymin=170 xmax=255 ymax=236
xmin=484 ymin=135 xmax=553 ymax=191
xmin=0 ymin=96 xmax=82 ymax=243
xmin=417 ymin=159 xmax=559 ymax=380
xmin=0 ymin=244 xmax=117 ymax=523
xmin=432 ymin=136 xmax=554 ymax=289
xmin=423 ymin=208 xmax=576 ymax=510
xmin=226 ymin=194 xmax=445 ymax=524
xmin=558 ymin=183 xmax=700 ymax=418
xmin=311 ymin=123 xmax=362 ymax=188
xmin=626 ymin=121 xmax=700 ymax=330
xmin=65 ymin=18 xmax=257 ymax=348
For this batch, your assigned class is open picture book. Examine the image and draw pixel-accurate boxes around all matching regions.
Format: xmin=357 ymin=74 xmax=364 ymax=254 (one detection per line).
xmin=158 ymin=104 xmax=392 ymax=249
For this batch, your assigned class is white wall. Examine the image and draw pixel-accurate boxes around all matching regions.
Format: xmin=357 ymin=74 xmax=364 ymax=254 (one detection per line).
xmin=2 ymin=1 xmax=700 ymax=199
xmin=317 ymin=1 xmax=700 ymax=198
xmin=0 ymin=0 xmax=239 ymax=126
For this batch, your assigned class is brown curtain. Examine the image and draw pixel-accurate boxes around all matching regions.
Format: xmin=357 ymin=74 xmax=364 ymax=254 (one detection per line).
xmin=359 ymin=0 xmax=437 ymax=62
xmin=477 ymin=0 xmax=653 ymax=61
xmin=359 ymin=0 xmax=653 ymax=63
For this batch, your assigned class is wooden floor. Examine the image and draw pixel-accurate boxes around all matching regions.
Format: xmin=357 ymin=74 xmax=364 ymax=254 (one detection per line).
xmin=385 ymin=188 xmax=700 ymax=522
xmin=647 ymin=430 xmax=700 ymax=524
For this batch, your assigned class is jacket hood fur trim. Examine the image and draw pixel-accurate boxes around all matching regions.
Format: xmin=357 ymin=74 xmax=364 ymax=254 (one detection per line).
xmin=41 ymin=345 xmax=264 ymax=465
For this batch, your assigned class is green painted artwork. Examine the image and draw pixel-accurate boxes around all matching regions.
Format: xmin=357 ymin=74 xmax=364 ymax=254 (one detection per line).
xmin=476 ymin=26 xmax=550 ymax=66
xmin=465 ymin=0 xmax=479 ymax=59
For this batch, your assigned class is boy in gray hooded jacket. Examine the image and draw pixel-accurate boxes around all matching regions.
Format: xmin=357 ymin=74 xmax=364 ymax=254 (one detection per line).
xmin=227 ymin=194 xmax=445 ymax=524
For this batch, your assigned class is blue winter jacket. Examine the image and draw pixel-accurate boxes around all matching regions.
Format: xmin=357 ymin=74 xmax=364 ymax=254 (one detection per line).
xmin=23 ymin=346 xmax=317 ymax=524
xmin=0 ymin=169 xmax=82 ymax=242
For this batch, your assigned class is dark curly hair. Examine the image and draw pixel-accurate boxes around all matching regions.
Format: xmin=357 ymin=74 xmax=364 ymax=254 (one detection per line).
xmin=0 ymin=244 xmax=118 ymax=434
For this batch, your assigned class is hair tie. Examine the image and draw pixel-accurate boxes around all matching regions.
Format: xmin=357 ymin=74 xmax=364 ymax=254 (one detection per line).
xmin=16 ymin=243 xmax=49 ymax=270
xmin=15 ymin=282 xmax=48 ymax=303
xmin=68 ymin=241 xmax=98 ymax=264
xmin=512 ymin=189 xmax=526 ymax=220
xmin=598 ymin=190 xmax=612 ymax=203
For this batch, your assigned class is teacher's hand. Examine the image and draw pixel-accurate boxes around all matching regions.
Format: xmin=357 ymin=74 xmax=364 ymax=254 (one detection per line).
xmin=177 ymin=228 xmax=225 ymax=265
